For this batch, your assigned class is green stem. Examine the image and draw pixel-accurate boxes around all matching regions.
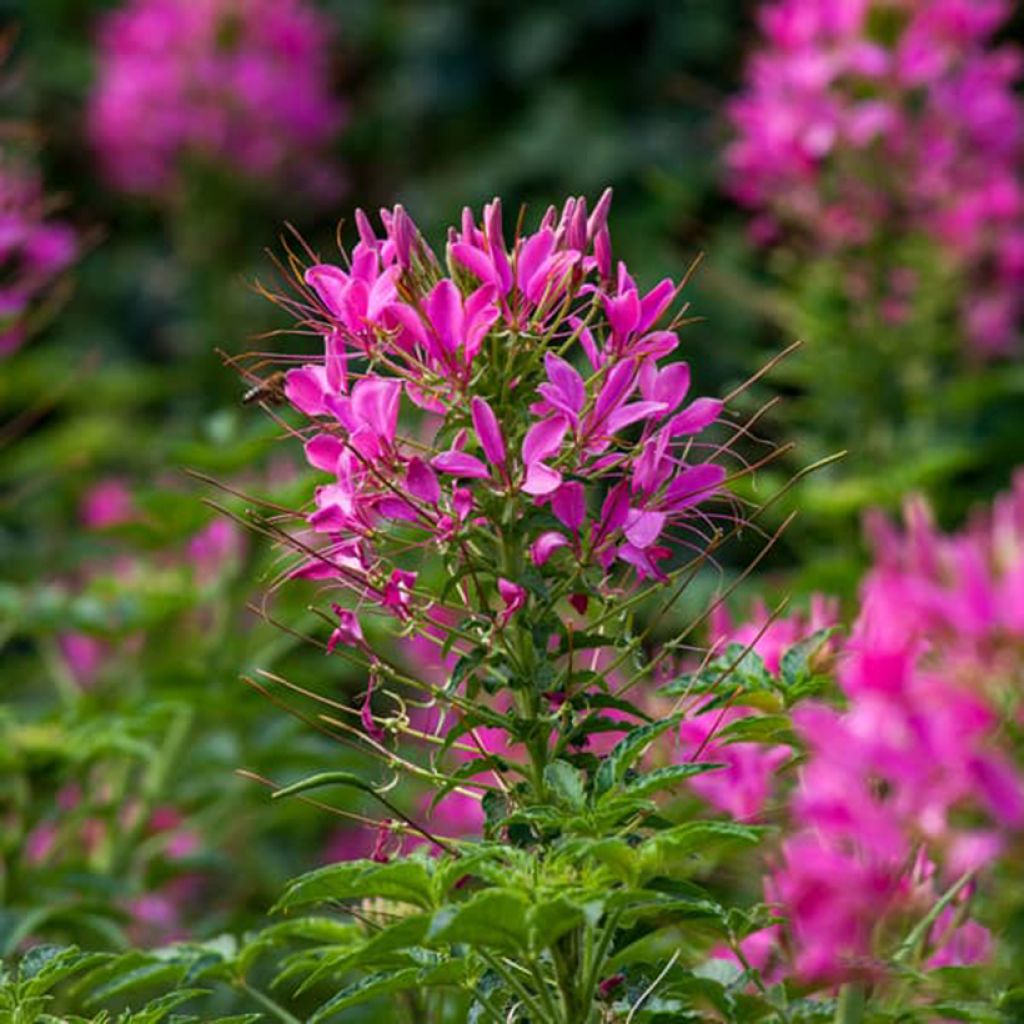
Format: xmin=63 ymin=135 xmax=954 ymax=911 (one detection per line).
xmin=580 ymin=908 xmax=622 ymax=1014
xmin=528 ymin=956 xmax=564 ymax=1023
xmin=480 ymin=951 xmax=553 ymax=1024
xmin=239 ymin=982 xmax=303 ymax=1024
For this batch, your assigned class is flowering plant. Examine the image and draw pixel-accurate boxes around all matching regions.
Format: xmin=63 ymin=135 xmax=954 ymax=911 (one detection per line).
xmin=6 ymin=192 xmax=1024 ymax=1023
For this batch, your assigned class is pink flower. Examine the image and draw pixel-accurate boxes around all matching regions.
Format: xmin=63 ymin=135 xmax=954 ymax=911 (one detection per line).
xmin=0 ymin=161 xmax=77 ymax=355
xmin=726 ymin=0 xmax=1024 ymax=355
xmin=88 ymin=0 xmax=346 ymax=203
xmin=679 ymin=708 xmax=790 ymax=821
xmin=81 ymin=479 xmax=136 ymax=528
xmin=327 ymin=604 xmax=365 ymax=652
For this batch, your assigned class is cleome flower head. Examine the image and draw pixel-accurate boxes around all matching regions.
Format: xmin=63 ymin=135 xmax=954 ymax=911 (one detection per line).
xmin=88 ymin=0 xmax=346 ymax=202
xmin=273 ymin=191 xmax=730 ymax=663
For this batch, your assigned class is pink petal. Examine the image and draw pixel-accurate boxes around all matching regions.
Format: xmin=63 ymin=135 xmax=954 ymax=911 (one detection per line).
xmin=352 ymin=377 xmax=401 ymax=443
xmin=285 ymin=366 xmax=329 ymax=417
xmin=432 ymin=451 xmax=490 ymax=479
xmin=669 ymin=398 xmax=723 ymax=436
xmin=551 ymin=481 xmax=586 ymax=531
xmin=451 ymin=242 xmax=500 ymax=286
xmin=516 ymin=228 xmax=555 ymax=293
xmin=623 ymin=509 xmax=667 ymax=548
xmin=605 ymin=400 xmax=667 ymax=434
xmin=522 ymin=462 xmax=563 ymax=496
xmin=406 ymin=458 xmax=441 ymax=504
xmin=304 ymin=264 xmax=350 ymax=319
xmin=663 ymin=464 xmax=726 ymax=510
xmin=522 ymin=416 xmax=568 ymax=466
xmin=305 ymin=433 xmax=344 ymax=473
xmin=638 ymin=278 xmax=675 ymax=333
xmin=471 ymin=396 xmax=507 ymax=465
xmin=530 ymin=531 xmax=570 ymax=566
xmin=426 ymin=279 xmax=464 ymax=354
xmin=544 ymin=352 xmax=586 ymax=412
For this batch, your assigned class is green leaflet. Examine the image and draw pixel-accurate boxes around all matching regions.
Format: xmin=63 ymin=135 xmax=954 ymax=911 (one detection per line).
xmin=273 ymin=858 xmax=436 ymax=912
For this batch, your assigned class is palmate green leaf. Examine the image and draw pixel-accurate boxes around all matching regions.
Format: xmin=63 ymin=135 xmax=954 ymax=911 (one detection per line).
xmin=427 ymin=888 xmax=530 ymax=953
xmin=570 ymin=687 xmax=654 ymax=723
xmin=659 ymin=644 xmax=773 ymax=700
xmin=432 ymin=844 xmax=529 ymax=898
xmin=594 ymin=715 xmax=683 ymax=799
xmin=308 ymin=960 xmax=467 ymax=1022
xmin=274 ymin=858 xmax=436 ymax=912
xmin=79 ymin=959 xmax=187 ymax=1008
xmin=638 ymin=821 xmax=767 ymax=879
xmin=107 ymin=988 xmax=207 ymax=1023
xmin=606 ymin=888 xmax=728 ymax=928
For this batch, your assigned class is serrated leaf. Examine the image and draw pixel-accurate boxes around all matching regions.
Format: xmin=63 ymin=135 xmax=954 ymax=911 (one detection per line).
xmin=427 ymin=889 xmax=529 ymax=952
xmin=274 ymin=859 xmax=435 ymax=912
xmin=716 ymin=715 xmax=796 ymax=746
xmin=594 ymin=715 xmax=682 ymax=798
xmin=82 ymin=961 xmax=185 ymax=1007
xmin=639 ymin=821 xmax=766 ymax=878
xmin=543 ymin=760 xmax=587 ymax=811
xmin=527 ymin=897 xmax=585 ymax=953
xmin=779 ymin=628 xmax=837 ymax=689
xmin=621 ymin=763 xmax=726 ymax=800
xmin=308 ymin=960 xmax=466 ymax=1022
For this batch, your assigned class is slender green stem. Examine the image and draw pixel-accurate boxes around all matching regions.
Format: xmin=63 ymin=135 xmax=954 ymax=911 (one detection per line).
xmin=580 ymin=908 xmax=623 ymax=1012
xmin=473 ymin=986 xmax=508 ymax=1024
xmin=480 ymin=950 xmax=553 ymax=1024
xmin=528 ymin=956 xmax=564 ymax=1023
xmin=893 ymin=870 xmax=974 ymax=965
xmin=239 ymin=981 xmax=304 ymax=1024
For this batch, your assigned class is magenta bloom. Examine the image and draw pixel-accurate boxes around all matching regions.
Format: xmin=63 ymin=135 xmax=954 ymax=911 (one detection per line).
xmin=0 ymin=161 xmax=77 ymax=355
xmin=727 ymin=0 xmax=1024 ymax=354
xmin=282 ymin=191 xmax=728 ymax=637
xmin=765 ymin=475 xmax=1024 ymax=984
xmin=88 ymin=0 xmax=346 ymax=202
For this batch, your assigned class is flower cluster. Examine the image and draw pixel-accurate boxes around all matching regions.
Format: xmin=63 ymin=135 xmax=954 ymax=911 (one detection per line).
xmin=0 ymin=160 xmax=77 ymax=356
xmin=726 ymin=0 xmax=1024 ymax=353
xmin=764 ymin=476 xmax=1024 ymax=982
xmin=88 ymin=0 xmax=346 ymax=201
xmin=276 ymin=192 xmax=729 ymax=740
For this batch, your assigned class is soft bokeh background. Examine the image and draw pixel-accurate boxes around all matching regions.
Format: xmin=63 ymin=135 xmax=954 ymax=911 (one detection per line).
xmin=1 ymin=0 xmax=1022 ymax=1005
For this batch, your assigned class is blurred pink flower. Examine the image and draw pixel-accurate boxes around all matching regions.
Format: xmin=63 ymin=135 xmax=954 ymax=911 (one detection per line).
xmin=727 ymin=0 xmax=1024 ymax=354
xmin=0 ymin=160 xmax=77 ymax=355
xmin=89 ymin=0 xmax=346 ymax=203
xmin=81 ymin=478 xmax=136 ymax=528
